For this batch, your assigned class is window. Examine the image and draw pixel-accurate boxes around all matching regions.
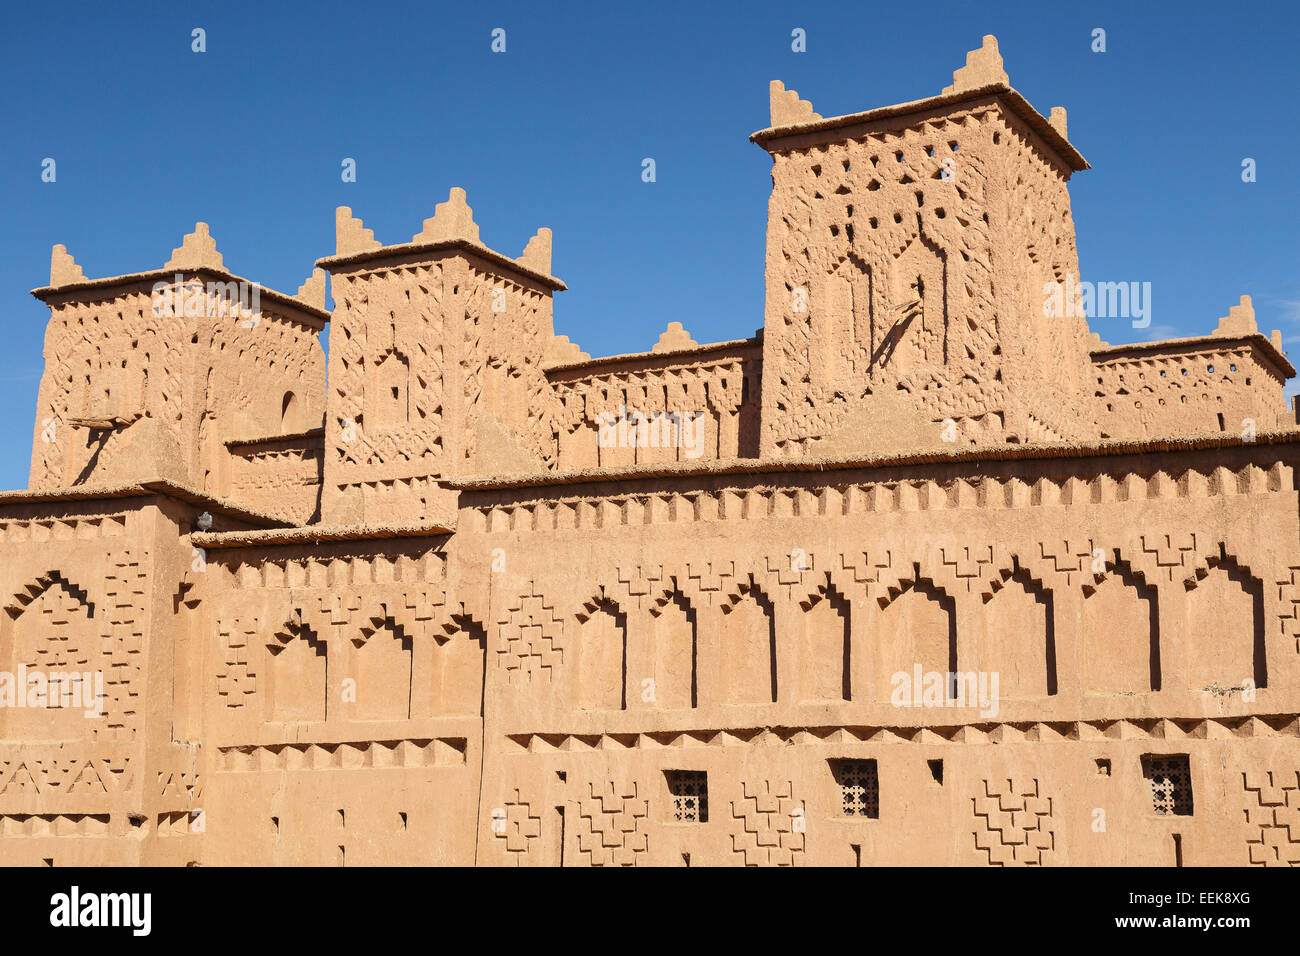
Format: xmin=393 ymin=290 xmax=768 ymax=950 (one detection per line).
xmin=831 ymin=759 xmax=879 ymax=818
xmin=666 ymin=771 xmax=708 ymax=823
xmin=1142 ymin=755 xmax=1193 ymax=816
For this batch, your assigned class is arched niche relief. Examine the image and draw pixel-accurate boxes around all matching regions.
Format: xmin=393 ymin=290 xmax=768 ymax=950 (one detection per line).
xmin=642 ymin=591 xmax=697 ymax=710
xmin=1185 ymin=552 xmax=1266 ymax=691
xmin=876 ymin=233 xmax=948 ymax=375
xmin=574 ymin=597 xmax=628 ymax=712
xmin=424 ymin=615 xmax=487 ymax=718
xmin=1020 ymin=243 xmax=1057 ymax=376
xmin=875 ymin=577 xmax=957 ymax=703
xmin=981 ymin=566 xmax=1057 ymax=698
xmin=368 ymin=348 xmax=411 ymax=431
xmin=813 ymin=255 xmax=872 ymax=392
xmin=719 ymin=584 xmax=777 ymax=705
xmin=350 ymin=618 xmax=413 ymax=721
xmin=797 ymin=584 xmax=851 ymax=703
xmin=0 ymin=573 xmax=101 ymax=742
xmin=281 ymin=391 xmax=302 ymax=433
xmin=1081 ymin=558 xmax=1160 ymax=695
xmin=480 ymin=360 xmax=530 ymax=435
xmin=266 ymin=623 xmax=327 ymax=723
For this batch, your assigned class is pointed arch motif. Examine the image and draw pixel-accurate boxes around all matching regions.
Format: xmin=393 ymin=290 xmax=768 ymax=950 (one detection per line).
xmin=980 ymin=561 xmax=1057 ymax=697
xmin=877 ymin=231 xmax=948 ymax=373
xmin=815 ymin=253 xmax=873 ymax=390
xmin=1184 ymin=548 xmax=1266 ymax=690
xmin=719 ymin=578 xmax=777 ymax=704
xmin=1081 ymin=553 xmax=1160 ymax=694
xmin=4 ymin=571 xmax=95 ymax=622
xmin=645 ymin=586 xmax=698 ymax=710
xmin=796 ymin=576 xmax=852 ymax=702
xmin=349 ymin=616 xmax=413 ymax=721
xmin=265 ymin=620 xmax=327 ymax=723
xmin=427 ymin=613 xmax=487 ymax=717
xmin=368 ymin=347 xmax=411 ymax=431
xmin=875 ymin=573 xmax=957 ymax=702
xmin=574 ymin=592 xmax=628 ymax=711
xmin=0 ymin=571 xmax=103 ymax=743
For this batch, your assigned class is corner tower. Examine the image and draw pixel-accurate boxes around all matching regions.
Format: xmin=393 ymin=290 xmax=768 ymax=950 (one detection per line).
xmin=752 ymin=36 xmax=1093 ymax=457
xmin=28 ymin=227 xmax=327 ymax=494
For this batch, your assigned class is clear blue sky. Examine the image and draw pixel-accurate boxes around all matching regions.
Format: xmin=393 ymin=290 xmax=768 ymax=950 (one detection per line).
xmin=1 ymin=0 xmax=1296 ymax=490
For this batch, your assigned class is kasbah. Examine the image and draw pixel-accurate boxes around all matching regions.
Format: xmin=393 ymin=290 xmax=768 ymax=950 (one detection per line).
xmin=3 ymin=36 xmax=1296 ymax=867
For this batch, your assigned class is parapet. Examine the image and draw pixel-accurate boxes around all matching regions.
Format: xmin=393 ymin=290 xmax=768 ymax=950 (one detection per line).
xmin=315 ymin=188 xmax=566 ymax=292
xmin=32 ymin=223 xmax=330 ymax=327
xmin=751 ymin=34 xmax=1088 ymax=173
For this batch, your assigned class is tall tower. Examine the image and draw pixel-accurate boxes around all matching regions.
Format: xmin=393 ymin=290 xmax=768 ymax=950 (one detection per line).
xmin=315 ymin=189 xmax=566 ymax=526
xmin=752 ymin=36 xmax=1093 ymax=457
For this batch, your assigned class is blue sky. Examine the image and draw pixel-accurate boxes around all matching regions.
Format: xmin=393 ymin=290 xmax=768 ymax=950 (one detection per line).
xmin=1 ymin=0 xmax=1296 ymax=490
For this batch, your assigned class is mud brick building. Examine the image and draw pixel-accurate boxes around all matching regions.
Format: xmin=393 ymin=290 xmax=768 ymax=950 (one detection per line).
xmin=3 ymin=37 xmax=1299 ymax=866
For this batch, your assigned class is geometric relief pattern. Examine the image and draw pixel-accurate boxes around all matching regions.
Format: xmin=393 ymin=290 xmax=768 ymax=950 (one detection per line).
xmin=1275 ymin=566 xmax=1300 ymax=654
xmin=575 ymin=780 xmax=648 ymax=867
xmin=100 ymin=550 xmax=149 ymax=739
xmin=496 ymin=586 xmax=563 ymax=686
xmin=972 ymin=777 xmax=1056 ymax=866
xmin=494 ymin=787 xmax=542 ymax=863
xmin=0 ymin=756 xmax=134 ymax=796
xmin=5 ymin=555 xmax=148 ymax=741
xmin=0 ymin=814 xmax=112 ymax=837
xmin=1243 ymin=769 xmax=1300 ymax=866
xmin=215 ymin=617 xmax=260 ymax=708
xmin=729 ymin=779 xmax=805 ymax=866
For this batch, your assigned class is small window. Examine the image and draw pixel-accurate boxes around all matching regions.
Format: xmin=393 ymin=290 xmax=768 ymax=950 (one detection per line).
xmin=1142 ymin=755 xmax=1193 ymax=816
xmin=666 ymin=771 xmax=708 ymax=823
xmin=831 ymin=759 xmax=879 ymax=818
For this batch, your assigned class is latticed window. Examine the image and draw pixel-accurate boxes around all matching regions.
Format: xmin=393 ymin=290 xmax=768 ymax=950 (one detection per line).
xmin=831 ymin=759 xmax=879 ymax=818
xmin=666 ymin=771 xmax=708 ymax=823
xmin=1142 ymin=755 xmax=1193 ymax=816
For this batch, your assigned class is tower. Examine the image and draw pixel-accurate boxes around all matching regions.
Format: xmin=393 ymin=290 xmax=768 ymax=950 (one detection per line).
xmin=29 ymin=226 xmax=327 ymax=495
xmin=315 ymin=189 xmax=565 ymax=526
xmin=753 ymin=36 xmax=1094 ymax=457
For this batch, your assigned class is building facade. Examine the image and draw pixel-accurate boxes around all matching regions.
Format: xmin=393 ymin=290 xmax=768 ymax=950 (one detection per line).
xmin=3 ymin=36 xmax=1299 ymax=866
